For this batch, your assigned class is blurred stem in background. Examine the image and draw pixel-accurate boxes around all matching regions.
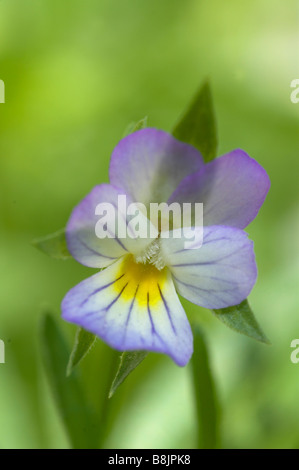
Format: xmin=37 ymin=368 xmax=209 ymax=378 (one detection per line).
xmin=190 ymin=324 xmax=221 ymax=449
xmin=40 ymin=313 xmax=99 ymax=448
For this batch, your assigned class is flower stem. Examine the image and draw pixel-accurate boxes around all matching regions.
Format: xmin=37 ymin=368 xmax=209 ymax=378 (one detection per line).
xmin=190 ymin=324 xmax=221 ymax=449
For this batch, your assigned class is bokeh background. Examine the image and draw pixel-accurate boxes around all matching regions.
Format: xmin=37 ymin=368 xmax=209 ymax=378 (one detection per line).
xmin=0 ymin=0 xmax=298 ymax=449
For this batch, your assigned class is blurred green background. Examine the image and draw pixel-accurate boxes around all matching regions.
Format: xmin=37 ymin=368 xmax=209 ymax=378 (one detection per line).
xmin=0 ymin=0 xmax=299 ymax=449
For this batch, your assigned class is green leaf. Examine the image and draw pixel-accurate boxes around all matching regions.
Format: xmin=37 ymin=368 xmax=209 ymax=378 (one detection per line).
xmin=109 ymin=350 xmax=148 ymax=398
xmin=190 ymin=324 xmax=221 ymax=449
xmin=122 ymin=116 xmax=148 ymax=137
xmin=172 ymin=80 xmax=218 ymax=163
xmin=67 ymin=328 xmax=96 ymax=377
xmin=40 ymin=313 xmax=99 ymax=448
xmin=32 ymin=228 xmax=71 ymax=260
xmin=212 ymin=299 xmax=270 ymax=344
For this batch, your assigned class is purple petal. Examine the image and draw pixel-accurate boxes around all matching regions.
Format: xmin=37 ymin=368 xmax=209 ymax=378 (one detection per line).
xmin=66 ymin=184 xmax=154 ymax=268
xmin=168 ymin=149 xmax=270 ymax=229
xmin=109 ymin=128 xmax=204 ymax=205
xmin=61 ymin=255 xmax=193 ymax=366
xmin=160 ymin=225 xmax=257 ymax=309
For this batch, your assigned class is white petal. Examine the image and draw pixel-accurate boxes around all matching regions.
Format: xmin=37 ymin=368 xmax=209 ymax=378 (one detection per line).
xmin=62 ymin=255 xmax=193 ymax=366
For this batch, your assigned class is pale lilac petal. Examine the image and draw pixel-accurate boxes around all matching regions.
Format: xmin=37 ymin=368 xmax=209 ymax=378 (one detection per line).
xmin=61 ymin=255 xmax=193 ymax=366
xmin=109 ymin=128 xmax=203 ymax=205
xmin=168 ymin=149 xmax=270 ymax=229
xmin=160 ymin=225 xmax=257 ymax=309
xmin=66 ymin=184 xmax=156 ymax=268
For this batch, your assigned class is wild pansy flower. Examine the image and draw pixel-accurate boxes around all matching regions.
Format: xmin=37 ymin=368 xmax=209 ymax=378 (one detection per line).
xmin=61 ymin=128 xmax=270 ymax=366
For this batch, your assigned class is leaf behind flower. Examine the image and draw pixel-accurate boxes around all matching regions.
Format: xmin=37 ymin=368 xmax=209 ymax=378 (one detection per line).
xmin=172 ymin=80 xmax=218 ymax=163
xmin=109 ymin=350 xmax=148 ymax=398
xmin=212 ymin=299 xmax=270 ymax=344
xmin=32 ymin=229 xmax=71 ymax=260
xmin=67 ymin=327 xmax=97 ymax=376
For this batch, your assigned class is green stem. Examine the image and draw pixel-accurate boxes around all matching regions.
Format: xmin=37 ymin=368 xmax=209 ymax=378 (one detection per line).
xmin=190 ymin=324 xmax=221 ymax=449
xmin=97 ymin=348 xmax=120 ymax=447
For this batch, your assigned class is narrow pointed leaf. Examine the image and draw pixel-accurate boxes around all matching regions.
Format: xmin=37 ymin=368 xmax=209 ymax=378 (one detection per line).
xmin=32 ymin=229 xmax=71 ymax=260
xmin=191 ymin=324 xmax=221 ymax=449
xmin=109 ymin=351 xmax=148 ymax=398
xmin=40 ymin=313 xmax=98 ymax=448
xmin=212 ymin=299 xmax=270 ymax=344
xmin=172 ymin=81 xmax=217 ymax=162
xmin=122 ymin=116 xmax=148 ymax=137
xmin=67 ymin=327 xmax=96 ymax=376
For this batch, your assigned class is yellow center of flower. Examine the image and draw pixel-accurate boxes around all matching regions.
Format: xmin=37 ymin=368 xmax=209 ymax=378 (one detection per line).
xmin=113 ymin=254 xmax=167 ymax=306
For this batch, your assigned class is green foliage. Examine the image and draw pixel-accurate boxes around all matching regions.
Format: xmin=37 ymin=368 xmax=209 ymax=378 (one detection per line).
xmin=172 ymin=81 xmax=218 ymax=163
xmin=40 ymin=313 xmax=99 ymax=448
xmin=109 ymin=351 xmax=148 ymax=398
xmin=67 ymin=328 xmax=97 ymax=377
xmin=191 ymin=324 xmax=221 ymax=449
xmin=212 ymin=299 xmax=270 ymax=344
xmin=32 ymin=229 xmax=71 ymax=260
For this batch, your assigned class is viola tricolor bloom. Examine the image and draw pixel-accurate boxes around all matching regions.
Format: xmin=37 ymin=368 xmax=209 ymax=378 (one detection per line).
xmin=61 ymin=128 xmax=270 ymax=366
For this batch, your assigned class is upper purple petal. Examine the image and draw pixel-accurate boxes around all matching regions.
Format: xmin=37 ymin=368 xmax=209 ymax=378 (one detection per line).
xmin=109 ymin=128 xmax=204 ymax=205
xmin=168 ymin=149 xmax=270 ymax=229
